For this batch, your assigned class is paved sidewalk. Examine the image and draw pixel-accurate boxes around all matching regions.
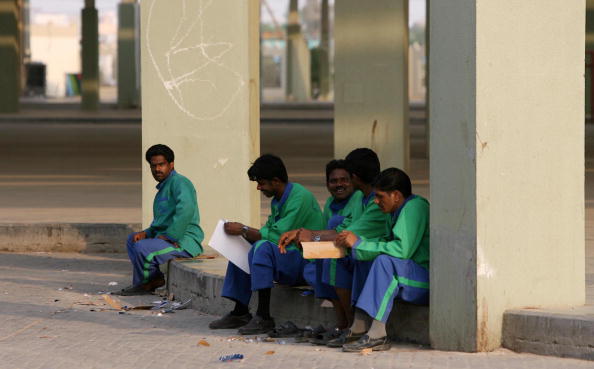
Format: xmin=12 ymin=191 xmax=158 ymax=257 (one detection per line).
xmin=0 ymin=252 xmax=591 ymax=369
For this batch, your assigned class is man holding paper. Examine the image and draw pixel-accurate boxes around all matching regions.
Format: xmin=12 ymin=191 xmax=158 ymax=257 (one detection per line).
xmin=209 ymin=154 xmax=323 ymax=334
xmin=335 ymin=168 xmax=429 ymax=352
xmin=278 ymin=148 xmax=388 ymax=344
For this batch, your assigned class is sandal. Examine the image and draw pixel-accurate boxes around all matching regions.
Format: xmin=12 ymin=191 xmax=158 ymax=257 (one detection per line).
xmin=268 ymin=321 xmax=302 ymax=338
xmin=310 ymin=327 xmax=344 ymax=345
xmin=294 ymin=324 xmax=326 ymax=343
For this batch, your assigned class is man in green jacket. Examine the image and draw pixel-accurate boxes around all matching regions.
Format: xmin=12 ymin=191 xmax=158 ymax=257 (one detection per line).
xmin=335 ymin=167 xmax=429 ymax=352
xmin=209 ymin=154 xmax=323 ymax=334
xmin=116 ymin=144 xmax=204 ymax=296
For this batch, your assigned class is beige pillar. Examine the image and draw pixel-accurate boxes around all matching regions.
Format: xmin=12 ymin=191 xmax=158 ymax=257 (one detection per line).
xmin=285 ymin=0 xmax=311 ymax=101
xmin=317 ymin=0 xmax=330 ymax=100
xmin=429 ymin=0 xmax=585 ymax=352
xmin=334 ymin=0 xmax=409 ymax=170
xmin=141 ymin=0 xmax=260 ymax=244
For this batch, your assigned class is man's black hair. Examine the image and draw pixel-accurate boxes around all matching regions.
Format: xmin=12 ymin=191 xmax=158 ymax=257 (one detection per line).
xmin=247 ymin=154 xmax=288 ymax=183
xmin=345 ymin=148 xmax=380 ymax=184
xmin=373 ymin=167 xmax=412 ymax=198
xmin=145 ymin=144 xmax=174 ymax=163
xmin=325 ymin=159 xmax=351 ymax=183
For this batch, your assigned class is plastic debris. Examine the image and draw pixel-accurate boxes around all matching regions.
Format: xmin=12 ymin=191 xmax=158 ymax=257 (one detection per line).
xmin=151 ymin=301 xmax=169 ymax=310
xmin=276 ymin=340 xmax=287 ymax=345
xmin=264 ymin=351 xmax=275 ymax=355
xmin=197 ymin=339 xmax=210 ymax=347
xmin=219 ymin=354 xmax=244 ymax=362
xmin=108 ymin=281 xmax=118 ymax=286
xmin=171 ymin=299 xmax=191 ymax=310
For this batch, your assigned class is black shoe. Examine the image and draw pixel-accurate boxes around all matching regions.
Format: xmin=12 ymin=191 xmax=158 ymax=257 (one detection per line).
xmin=209 ymin=312 xmax=252 ymax=329
xmin=237 ymin=315 xmax=275 ymax=335
xmin=326 ymin=329 xmax=364 ymax=348
xmin=113 ymin=285 xmax=153 ymax=296
xmin=342 ymin=334 xmax=391 ymax=352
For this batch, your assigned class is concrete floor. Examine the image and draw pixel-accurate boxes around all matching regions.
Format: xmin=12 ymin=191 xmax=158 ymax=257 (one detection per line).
xmin=0 ymin=119 xmax=591 ymax=303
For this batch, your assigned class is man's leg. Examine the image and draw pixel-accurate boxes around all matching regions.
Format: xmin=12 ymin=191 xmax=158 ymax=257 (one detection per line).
xmin=322 ymin=257 xmax=354 ymax=328
xmin=119 ymin=237 xmax=190 ymax=295
xmin=209 ymin=246 xmax=256 ymax=329
xmin=343 ymin=254 xmax=429 ymax=352
xmin=238 ymin=240 xmax=306 ymax=334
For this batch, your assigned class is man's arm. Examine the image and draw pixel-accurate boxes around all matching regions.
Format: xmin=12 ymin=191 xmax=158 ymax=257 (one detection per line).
xmin=224 ymin=222 xmax=262 ymax=243
xmin=162 ymin=179 xmax=196 ymax=243
xmin=337 ymin=201 xmax=428 ymax=261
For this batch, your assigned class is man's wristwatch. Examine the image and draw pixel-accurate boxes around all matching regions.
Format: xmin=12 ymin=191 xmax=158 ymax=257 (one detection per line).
xmin=312 ymin=233 xmax=321 ymax=242
xmin=241 ymin=225 xmax=249 ymax=238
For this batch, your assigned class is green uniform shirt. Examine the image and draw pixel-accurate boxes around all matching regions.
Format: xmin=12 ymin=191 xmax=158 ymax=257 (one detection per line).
xmin=352 ymin=195 xmax=429 ymax=269
xmin=322 ymin=191 xmax=363 ymax=232
xmin=260 ymin=182 xmax=323 ymax=245
xmin=144 ymin=171 xmax=204 ymax=257
xmin=346 ymin=192 xmax=390 ymax=241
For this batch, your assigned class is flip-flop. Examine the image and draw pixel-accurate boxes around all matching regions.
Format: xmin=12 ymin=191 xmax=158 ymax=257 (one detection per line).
xmin=294 ymin=324 xmax=326 ymax=343
xmin=310 ymin=327 xmax=344 ymax=345
xmin=268 ymin=321 xmax=302 ymax=338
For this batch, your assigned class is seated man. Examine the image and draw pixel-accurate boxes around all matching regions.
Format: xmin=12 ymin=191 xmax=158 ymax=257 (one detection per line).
xmin=209 ymin=154 xmax=323 ymax=334
xmin=298 ymin=159 xmax=361 ymax=332
xmin=279 ymin=148 xmax=388 ymax=343
xmin=335 ymin=167 xmax=429 ymax=352
xmin=116 ymin=144 xmax=204 ymax=296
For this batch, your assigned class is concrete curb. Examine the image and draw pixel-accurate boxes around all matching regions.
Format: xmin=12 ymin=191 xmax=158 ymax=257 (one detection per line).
xmin=168 ymin=258 xmax=430 ymax=345
xmin=502 ymin=308 xmax=594 ymax=361
xmin=0 ymin=223 xmax=141 ymax=253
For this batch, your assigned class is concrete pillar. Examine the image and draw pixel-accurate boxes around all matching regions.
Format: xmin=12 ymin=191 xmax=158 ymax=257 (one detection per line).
xmin=285 ymin=0 xmax=311 ymax=101
xmin=334 ymin=0 xmax=409 ymax=170
xmin=141 ymin=0 xmax=260 ymax=243
xmin=81 ymin=0 xmax=99 ymax=110
xmin=117 ymin=0 xmax=139 ymax=108
xmin=429 ymin=0 xmax=585 ymax=352
xmin=586 ymin=0 xmax=594 ymax=117
xmin=317 ymin=0 xmax=330 ymax=100
xmin=0 ymin=0 xmax=20 ymax=112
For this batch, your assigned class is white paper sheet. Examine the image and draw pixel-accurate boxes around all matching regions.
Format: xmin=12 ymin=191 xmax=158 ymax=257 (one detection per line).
xmin=207 ymin=219 xmax=252 ymax=274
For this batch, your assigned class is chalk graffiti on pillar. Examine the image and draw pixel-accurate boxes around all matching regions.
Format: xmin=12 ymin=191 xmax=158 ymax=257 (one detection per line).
xmin=146 ymin=0 xmax=245 ymax=120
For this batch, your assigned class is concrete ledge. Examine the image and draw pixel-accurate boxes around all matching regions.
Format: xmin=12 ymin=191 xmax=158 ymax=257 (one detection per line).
xmin=168 ymin=258 xmax=429 ymax=345
xmin=502 ymin=307 xmax=594 ymax=361
xmin=0 ymin=223 xmax=141 ymax=253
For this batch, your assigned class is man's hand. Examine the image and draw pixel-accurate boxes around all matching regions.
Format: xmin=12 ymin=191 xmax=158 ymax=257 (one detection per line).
xmin=133 ymin=231 xmax=147 ymax=243
xmin=279 ymin=229 xmax=300 ymax=254
xmin=157 ymin=235 xmax=179 ymax=248
xmin=296 ymin=229 xmax=313 ymax=243
xmin=335 ymin=230 xmax=358 ymax=248
xmin=224 ymin=222 xmax=244 ymax=236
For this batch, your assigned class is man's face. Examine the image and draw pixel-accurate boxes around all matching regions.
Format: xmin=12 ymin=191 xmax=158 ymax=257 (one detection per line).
xmin=374 ymin=189 xmax=402 ymax=213
xmin=327 ymin=168 xmax=354 ymax=201
xmin=149 ymin=155 xmax=174 ymax=182
xmin=256 ymin=179 xmax=276 ymax=198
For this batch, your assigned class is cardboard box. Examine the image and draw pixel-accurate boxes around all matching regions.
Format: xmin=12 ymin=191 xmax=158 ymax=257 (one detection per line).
xmin=301 ymin=241 xmax=346 ymax=259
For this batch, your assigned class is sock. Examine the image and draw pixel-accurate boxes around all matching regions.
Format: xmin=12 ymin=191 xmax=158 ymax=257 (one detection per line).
xmin=366 ymin=319 xmax=387 ymax=339
xmin=350 ymin=308 xmax=369 ymax=334
xmin=256 ymin=288 xmax=271 ymax=319
xmin=231 ymin=301 xmax=249 ymax=316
